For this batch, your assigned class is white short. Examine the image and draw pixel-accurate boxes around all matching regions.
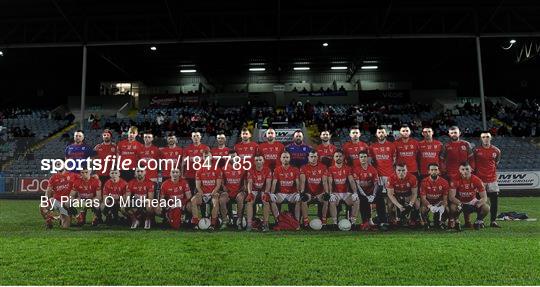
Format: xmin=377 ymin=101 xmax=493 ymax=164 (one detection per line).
xmin=275 ymin=193 xmax=299 ymax=203
xmin=49 ymin=199 xmax=69 ymax=216
xmin=483 ymin=182 xmax=500 ymax=193
xmin=330 ymin=193 xmax=350 ymax=202
xmin=378 ymin=176 xmax=389 ymax=194
xmin=463 ymin=198 xmax=479 ymax=206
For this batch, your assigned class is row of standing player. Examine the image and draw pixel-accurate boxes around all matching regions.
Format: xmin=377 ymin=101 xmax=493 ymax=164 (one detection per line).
xmin=46 ymin=124 xmax=500 ymax=231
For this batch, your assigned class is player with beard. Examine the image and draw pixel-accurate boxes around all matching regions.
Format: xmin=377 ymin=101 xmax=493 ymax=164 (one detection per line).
xmin=139 ymin=131 xmax=161 ymax=184
xmin=442 ymin=126 xmax=474 ymax=181
xmin=70 ymin=169 xmax=102 ymax=226
xmin=394 ymin=125 xmax=419 ymax=176
xmin=93 ymin=129 xmax=117 ymax=183
xmin=246 ymin=154 xmax=274 ymax=232
xmin=191 ymin=150 xmax=222 ymax=229
xmin=219 ymin=150 xmax=247 ymax=230
xmin=419 ymin=163 xmax=449 ymax=229
xmin=125 ymin=168 xmax=155 ymax=229
xmin=341 ymin=126 xmax=369 ymax=168
xmin=159 ymin=133 xmax=183 ymax=180
xmin=327 ymin=150 xmax=359 ymax=229
xmin=386 ymin=164 xmax=419 ymax=226
xmin=449 ymin=162 xmax=490 ymax=230
xmin=271 ymin=152 xmax=301 ymax=221
xmin=155 ymin=169 xmax=192 ymax=230
xmin=235 ymin=128 xmax=258 ymax=167
xmin=182 ymin=131 xmax=211 ymax=192
xmin=258 ymin=128 xmax=284 ymax=171
xmin=285 ymin=130 xmax=312 ymax=168
xmin=101 ymin=169 xmax=128 ymax=225
xmin=418 ymin=127 xmax=443 ymax=179
xmin=40 ymin=164 xmax=76 ymax=229
xmin=316 ymin=130 xmax=336 ymax=168
xmin=369 ymin=127 xmax=396 ymax=194
xmin=352 ymin=151 xmax=388 ymax=231
xmin=65 ymin=130 xmax=95 ymax=173
xmin=473 ymin=132 xmax=501 ymax=228
xmin=299 ymin=151 xmax=329 ymax=228
xmin=211 ymin=132 xmax=230 ymax=167
xmin=117 ymin=126 xmax=143 ymax=181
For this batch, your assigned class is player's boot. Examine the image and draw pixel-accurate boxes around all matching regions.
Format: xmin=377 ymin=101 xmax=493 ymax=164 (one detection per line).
xmin=220 ymin=219 xmax=229 ymax=230
xmin=76 ymin=212 xmax=86 ymax=226
xmin=91 ymin=216 xmax=99 ymax=227
xmin=321 ymin=218 xmax=327 ymax=225
xmin=144 ymin=219 xmax=151 ymax=230
xmin=262 ymin=223 xmax=270 ymax=232
xmin=464 ymin=221 xmax=473 ymax=229
xmin=360 ymin=221 xmax=370 ymax=231
xmin=131 ymin=219 xmax=140 ymax=229
xmin=490 ymin=221 xmax=501 ymax=228
xmin=454 ymin=222 xmax=462 ymax=232
xmin=303 ymin=217 xmax=310 ymax=229
xmin=45 ymin=215 xmax=54 ymax=229
xmin=245 ymin=225 xmax=253 ymax=232
xmin=105 ymin=214 xmax=113 ymax=226
xmin=379 ymin=223 xmax=389 ymax=231
xmin=473 ymin=220 xmax=485 ymax=230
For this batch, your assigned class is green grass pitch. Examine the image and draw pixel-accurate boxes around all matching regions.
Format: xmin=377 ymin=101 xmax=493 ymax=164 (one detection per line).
xmin=1 ymin=198 xmax=539 ymax=285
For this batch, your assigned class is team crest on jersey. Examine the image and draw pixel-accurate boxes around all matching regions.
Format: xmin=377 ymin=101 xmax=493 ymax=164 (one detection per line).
xmin=461 ymin=146 xmax=466 ymax=150
xmin=492 ymin=152 xmax=497 ymax=158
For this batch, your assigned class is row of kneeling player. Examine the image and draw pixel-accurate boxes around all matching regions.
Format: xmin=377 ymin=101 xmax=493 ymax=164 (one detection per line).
xmin=40 ymin=149 xmax=497 ymax=231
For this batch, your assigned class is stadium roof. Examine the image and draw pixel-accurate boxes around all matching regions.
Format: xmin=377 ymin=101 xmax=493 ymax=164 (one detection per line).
xmin=1 ymin=0 xmax=540 ymax=48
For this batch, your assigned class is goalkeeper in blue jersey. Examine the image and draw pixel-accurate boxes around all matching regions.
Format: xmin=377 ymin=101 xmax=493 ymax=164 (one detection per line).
xmin=285 ymin=130 xmax=312 ymax=168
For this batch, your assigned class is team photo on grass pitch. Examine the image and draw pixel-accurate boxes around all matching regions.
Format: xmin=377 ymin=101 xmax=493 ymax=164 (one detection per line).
xmin=2 ymin=1 xmax=540 ymax=286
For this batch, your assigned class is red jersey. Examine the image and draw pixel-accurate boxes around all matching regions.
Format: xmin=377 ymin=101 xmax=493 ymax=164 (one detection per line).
xmin=273 ymin=165 xmax=300 ymax=194
xmin=222 ymin=165 xmax=245 ymax=196
xmin=316 ymin=143 xmax=337 ymax=167
xmin=139 ymin=145 xmax=161 ymax=180
xmin=418 ymin=139 xmax=443 ymax=176
xmin=195 ymin=167 xmax=222 ymax=194
xmin=127 ymin=179 xmax=155 ymax=196
xmin=117 ymin=139 xmax=143 ymax=169
xmin=211 ymin=146 xmax=230 ymax=167
xmin=387 ymin=173 xmax=418 ymax=196
xmin=72 ymin=177 xmax=101 ymax=199
xmin=183 ymin=144 xmax=210 ymax=179
xmin=300 ymin=163 xmax=327 ymax=195
xmin=328 ymin=165 xmax=351 ymax=193
xmin=444 ymin=140 xmax=473 ymax=180
xmin=394 ymin=138 xmax=419 ymax=173
xmin=420 ymin=176 xmax=449 ymax=204
xmin=247 ymin=167 xmax=272 ymax=193
xmin=102 ymin=179 xmax=127 ymax=198
xmin=352 ymin=164 xmax=379 ymax=195
xmin=159 ymin=146 xmax=183 ymax=178
xmin=450 ymin=175 xmax=485 ymax=203
xmin=93 ymin=142 xmax=117 ymax=176
xmin=48 ymin=172 xmax=76 ymax=201
xmin=234 ymin=141 xmax=258 ymax=166
xmin=342 ymin=141 xmax=369 ymax=167
xmin=369 ymin=141 xmax=396 ymax=177
xmin=258 ymin=141 xmax=284 ymax=170
xmin=473 ymin=145 xmax=501 ymax=183
xmin=160 ymin=178 xmax=191 ymax=203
